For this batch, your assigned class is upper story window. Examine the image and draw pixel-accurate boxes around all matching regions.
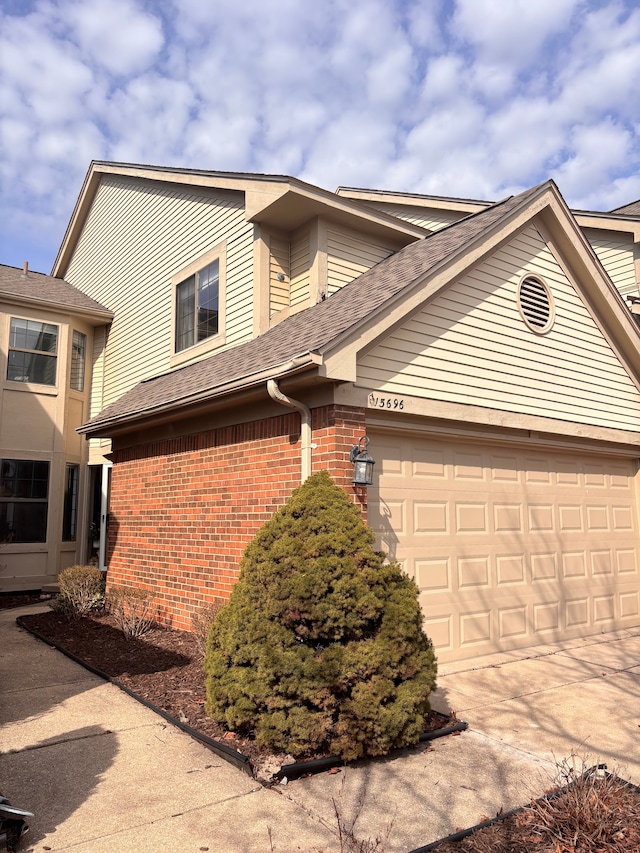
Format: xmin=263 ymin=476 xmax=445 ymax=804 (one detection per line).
xmin=70 ymin=330 xmax=87 ymax=391
xmin=171 ymin=244 xmax=226 ymax=364
xmin=176 ymin=259 xmax=220 ymax=352
xmin=7 ymin=318 xmax=58 ymax=385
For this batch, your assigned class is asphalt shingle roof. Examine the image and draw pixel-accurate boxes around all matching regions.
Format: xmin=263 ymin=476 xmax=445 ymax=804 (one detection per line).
xmin=81 ymin=184 xmax=544 ymax=434
xmin=0 ymin=264 xmax=112 ymax=315
xmin=609 ymin=200 xmax=640 ymax=216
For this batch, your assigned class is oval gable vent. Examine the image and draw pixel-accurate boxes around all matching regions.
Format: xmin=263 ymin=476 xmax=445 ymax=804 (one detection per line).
xmin=517 ymin=276 xmax=554 ymax=333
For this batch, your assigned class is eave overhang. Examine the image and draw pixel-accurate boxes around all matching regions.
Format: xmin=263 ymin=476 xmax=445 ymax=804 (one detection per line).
xmin=246 ymin=186 xmax=428 ymax=244
xmin=336 ymin=186 xmax=493 ymax=214
xmin=573 ymin=210 xmax=640 ymax=241
xmin=78 ymin=352 xmax=323 ymax=439
xmin=0 ymin=289 xmax=113 ymax=323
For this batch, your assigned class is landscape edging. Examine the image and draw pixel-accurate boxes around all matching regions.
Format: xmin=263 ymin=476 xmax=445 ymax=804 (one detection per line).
xmin=17 ymin=614 xmax=467 ymax=783
xmin=406 ymin=766 xmax=640 ymax=853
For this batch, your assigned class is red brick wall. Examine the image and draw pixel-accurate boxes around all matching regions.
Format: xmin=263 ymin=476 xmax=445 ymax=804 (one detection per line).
xmin=106 ymin=404 xmax=367 ymax=630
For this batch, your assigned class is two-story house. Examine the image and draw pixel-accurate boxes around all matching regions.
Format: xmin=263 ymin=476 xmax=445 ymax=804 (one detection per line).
xmin=25 ymin=160 xmax=640 ymax=663
xmin=0 ymin=264 xmax=112 ymax=590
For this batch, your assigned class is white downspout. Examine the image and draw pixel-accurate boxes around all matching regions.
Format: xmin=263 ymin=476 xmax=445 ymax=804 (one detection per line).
xmin=267 ymin=379 xmax=313 ymax=482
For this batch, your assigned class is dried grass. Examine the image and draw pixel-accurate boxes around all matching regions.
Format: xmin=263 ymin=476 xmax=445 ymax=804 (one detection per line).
xmin=431 ymin=757 xmax=640 ymax=852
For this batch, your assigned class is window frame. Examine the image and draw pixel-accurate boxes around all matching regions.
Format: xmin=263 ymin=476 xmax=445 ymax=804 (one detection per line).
xmin=62 ymin=463 xmax=80 ymax=541
xmin=6 ymin=317 xmax=59 ymax=387
xmin=171 ymin=243 xmax=226 ymax=368
xmin=70 ymin=329 xmax=87 ymax=392
xmin=0 ymin=458 xmax=50 ymax=544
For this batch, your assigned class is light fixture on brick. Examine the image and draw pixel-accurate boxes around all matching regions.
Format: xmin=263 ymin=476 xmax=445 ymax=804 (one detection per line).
xmin=350 ymin=435 xmax=375 ymax=486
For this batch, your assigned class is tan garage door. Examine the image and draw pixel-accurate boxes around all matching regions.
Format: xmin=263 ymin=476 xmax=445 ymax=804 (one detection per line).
xmin=368 ymin=431 xmax=640 ymax=663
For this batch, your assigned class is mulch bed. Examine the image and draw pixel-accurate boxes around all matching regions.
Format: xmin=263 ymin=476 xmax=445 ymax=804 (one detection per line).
xmin=16 ymin=609 xmax=458 ymax=781
xmin=0 ymin=593 xmax=45 ymax=610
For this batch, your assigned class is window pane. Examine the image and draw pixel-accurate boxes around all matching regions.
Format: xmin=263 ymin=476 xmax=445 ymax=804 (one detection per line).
xmin=7 ymin=350 xmax=57 ymax=385
xmin=1 ymin=459 xmax=49 ymax=543
xmin=176 ymin=275 xmax=195 ymax=352
xmin=71 ymin=330 xmax=86 ymax=391
xmin=0 ymin=460 xmax=50 ymax=499
xmin=10 ymin=319 xmax=57 ymax=353
xmin=62 ymin=464 xmax=79 ymax=541
xmin=197 ymin=260 xmax=219 ymax=342
xmin=0 ymin=502 xmax=48 ymax=543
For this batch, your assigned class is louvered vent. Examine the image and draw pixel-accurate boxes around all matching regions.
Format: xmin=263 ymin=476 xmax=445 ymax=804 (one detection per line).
xmin=517 ymin=276 xmax=554 ymax=333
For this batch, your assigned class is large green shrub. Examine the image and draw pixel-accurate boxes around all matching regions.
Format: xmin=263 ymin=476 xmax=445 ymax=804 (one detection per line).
xmin=204 ymin=470 xmax=437 ymax=761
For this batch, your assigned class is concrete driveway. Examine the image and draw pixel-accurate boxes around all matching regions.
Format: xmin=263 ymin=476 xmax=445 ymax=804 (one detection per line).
xmin=1 ymin=604 xmax=638 ymax=852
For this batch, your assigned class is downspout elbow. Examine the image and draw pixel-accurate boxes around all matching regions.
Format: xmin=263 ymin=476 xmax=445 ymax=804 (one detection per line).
xmin=267 ymin=379 xmax=312 ymax=482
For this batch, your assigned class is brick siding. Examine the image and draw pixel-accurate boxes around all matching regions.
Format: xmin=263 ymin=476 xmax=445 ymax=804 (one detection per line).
xmin=106 ymin=404 xmax=367 ymax=630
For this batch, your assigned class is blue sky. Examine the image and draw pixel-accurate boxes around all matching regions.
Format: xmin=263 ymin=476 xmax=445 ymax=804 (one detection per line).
xmin=1 ymin=0 xmax=639 ymax=274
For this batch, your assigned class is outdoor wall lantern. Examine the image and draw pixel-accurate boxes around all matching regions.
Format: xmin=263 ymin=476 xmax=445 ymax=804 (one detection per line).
xmin=350 ymin=436 xmax=375 ymax=486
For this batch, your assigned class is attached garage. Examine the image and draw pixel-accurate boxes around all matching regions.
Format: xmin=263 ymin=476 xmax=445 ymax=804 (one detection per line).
xmin=368 ymin=429 xmax=640 ymax=663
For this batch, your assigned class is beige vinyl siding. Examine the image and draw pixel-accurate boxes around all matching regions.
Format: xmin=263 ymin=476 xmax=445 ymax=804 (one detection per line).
xmin=358 ymin=224 xmax=640 ymax=432
xmin=326 ymin=228 xmax=396 ymax=295
xmin=368 ymin=202 xmax=465 ymax=232
xmin=269 ymin=234 xmax=290 ymax=316
xmin=64 ymin=175 xmax=253 ymax=409
xmin=87 ymin=325 xmax=110 ymax=461
xmin=584 ymin=228 xmax=637 ymax=297
xmin=290 ymin=227 xmax=311 ymax=307
xmin=88 ymin=324 xmax=107 ymax=419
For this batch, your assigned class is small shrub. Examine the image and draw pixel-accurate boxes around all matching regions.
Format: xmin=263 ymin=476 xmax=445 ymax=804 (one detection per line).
xmin=108 ymin=585 xmax=156 ymax=638
xmin=48 ymin=592 xmax=76 ymax=618
xmin=205 ymin=470 xmax=437 ymax=761
xmin=55 ymin=564 xmax=105 ymax=618
xmin=191 ymin=599 xmax=225 ymax=659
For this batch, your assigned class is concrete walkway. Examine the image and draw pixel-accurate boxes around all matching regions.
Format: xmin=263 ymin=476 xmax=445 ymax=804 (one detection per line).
xmin=1 ymin=604 xmax=638 ymax=853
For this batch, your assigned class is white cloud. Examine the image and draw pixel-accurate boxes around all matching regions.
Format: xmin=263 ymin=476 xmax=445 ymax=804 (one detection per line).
xmin=0 ymin=0 xmax=639 ymax=273
xmin=64 ymin=0 xmax=164 ymax=76
xmin=451 ymin=0 xmax=580 ymax=66
xmin=551 ymin=119 xmax=636 ymax=200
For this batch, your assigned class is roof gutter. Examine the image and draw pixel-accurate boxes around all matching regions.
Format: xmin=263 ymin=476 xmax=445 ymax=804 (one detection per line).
xmin=78 ymin=353 xmax=321 ymax=437
xmin=267 ymin=380 xmax=313 ymax=483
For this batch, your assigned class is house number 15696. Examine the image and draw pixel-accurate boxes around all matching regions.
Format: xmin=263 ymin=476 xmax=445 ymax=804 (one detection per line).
xmin=368 ymin=394 xmax=404 ymax=410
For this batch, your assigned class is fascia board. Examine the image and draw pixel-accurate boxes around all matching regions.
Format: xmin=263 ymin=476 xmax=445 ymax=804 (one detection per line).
xmin=574 ymin=211 xmax=640 ymax=241
xmin=335 ymin=186 xmax=493 ymax=214
xmin=537 ymin=196 xmax=640 ymax=381
xmin=53 ymin=165 xmax=101 ymax=277
xmin=0 ymin=291 xmax=113 ymax=323
xmin=320 ymin=185 xmax=558 ymax=382
xmin=247 ymin=185 xmax=428 ymax=243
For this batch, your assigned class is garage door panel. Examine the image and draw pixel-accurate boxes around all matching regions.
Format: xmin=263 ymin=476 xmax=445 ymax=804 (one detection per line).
xmin=616 ymin=549 xmax=638 ymax=574
xmin=621 ymin=591 xmax=640 ymax=618
xmin=371 ymin=431 xmax=640 ymax=662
